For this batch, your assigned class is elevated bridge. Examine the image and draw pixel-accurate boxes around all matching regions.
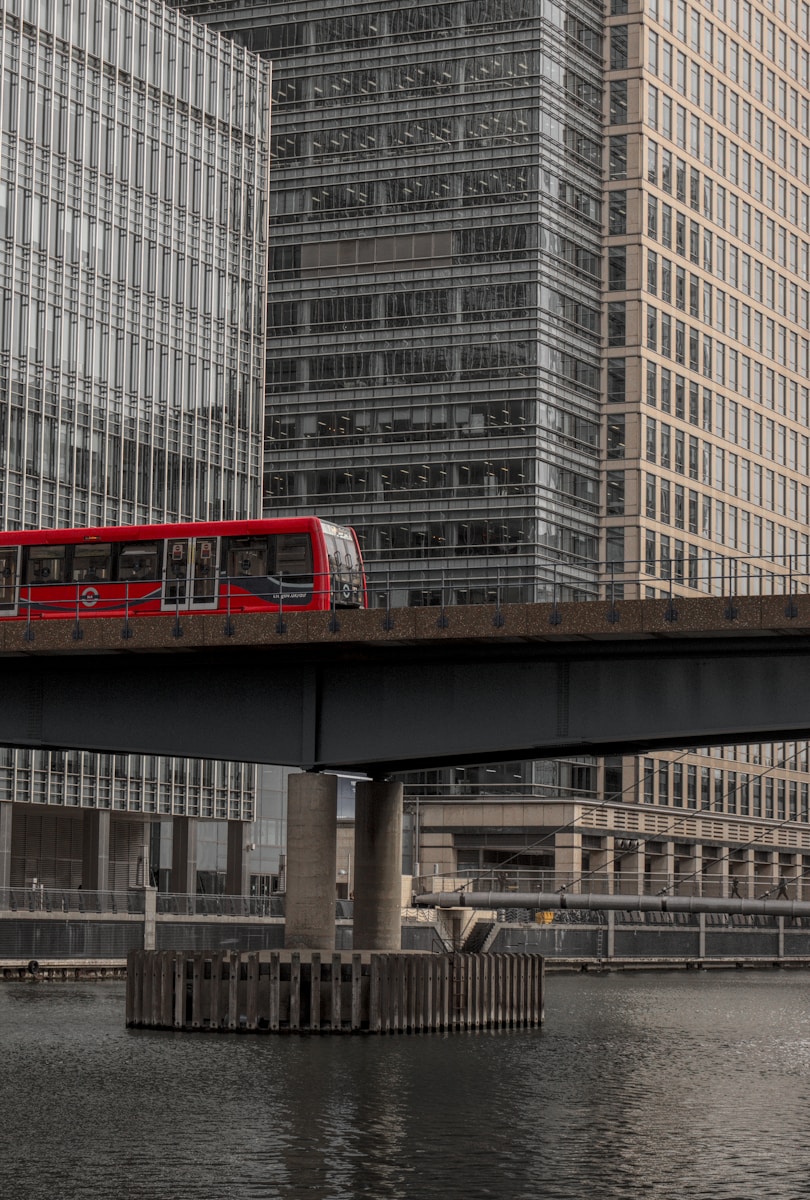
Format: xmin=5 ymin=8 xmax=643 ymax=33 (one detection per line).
xmin=1 ymin=594 xmax=810 ymax=772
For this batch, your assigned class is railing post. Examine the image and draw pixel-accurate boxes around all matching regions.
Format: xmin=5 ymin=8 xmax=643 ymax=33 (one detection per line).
xmin=437 ymin=571 xmax=448 ymax=629
xmin=24 ymin=586 xmax=34 ymax=641
xmin=493 ymin=568 xmax=504 ymax=628
xmin=223 ymin=574 xmax=235 ymax=636
xmin=549 ymin=562 xmax=561 ymax=625
xmin=383 ymin=565 xmax=394 ymax=631
xmin=172 ymin=579 xmax=183 ymax=639
xmin=122 ymin=579 xmax=133 ymax=639
xmin=72 ymin=580 xmax=83 ymax=641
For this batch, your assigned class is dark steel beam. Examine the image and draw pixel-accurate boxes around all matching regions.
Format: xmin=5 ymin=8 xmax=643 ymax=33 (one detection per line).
xmin=1 ymin=631 xmax=810 ymax=770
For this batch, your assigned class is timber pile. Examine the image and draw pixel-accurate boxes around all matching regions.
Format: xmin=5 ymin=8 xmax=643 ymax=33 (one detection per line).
xmin=125 ymin=948 xmax=544 ymax=1033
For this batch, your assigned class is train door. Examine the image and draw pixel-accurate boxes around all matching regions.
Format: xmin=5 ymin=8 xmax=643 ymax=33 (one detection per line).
xmin=0 ymin=546 xmax=20 ymax=614
xmin=161 ymin=537 xmax=220 ymax=610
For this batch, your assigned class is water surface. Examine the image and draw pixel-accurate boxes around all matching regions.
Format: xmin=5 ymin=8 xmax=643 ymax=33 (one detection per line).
xmin=2 ymin=970 xmax=810 ymax=1199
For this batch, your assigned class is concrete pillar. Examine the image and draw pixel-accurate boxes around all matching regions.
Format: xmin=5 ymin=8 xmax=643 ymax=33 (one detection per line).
xmin=588 ymin=837 xmax=614 ymax=895
xmin=606 ymin=908 xmax=615 ymax=959
xmin=754 ymin=850 xmax=776 ymax=897
xmin=615 ymin=844 xmax=644 ymax=895
xmin=675 ymin=848 xmax=701 ymax=896
xmin=225 ymin=820 xmax=249 ymax=896
xmin=171 ymin=816 xmax=198 ymax=895
xmin=284 ymin=772 xmax=337 ymax=951
xmin=353 ymin=779 xmax=403 ymax=951
xmin=143 ymin=886 xmax=157 ymax=951
xmin=649 ymin=844 xmax=675 ymax=895
xmin=0 ymin=801 xmax=12 ymax=893
xmin=702 ymin=850 xmax=727 ymax=898
xmin=731 ymin=847 xmax=756 ymax=899
xmin=82 ymin=808 xmax=110 ymax=892
xmin=554 ymin=830 xmax=582 ymax=891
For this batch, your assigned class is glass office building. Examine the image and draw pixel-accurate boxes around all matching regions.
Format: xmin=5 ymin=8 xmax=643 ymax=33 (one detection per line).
xmin=180 ymin=0 xmax=810 ymax=890
xmin=177 ymin=0 xmax=605 ymax=799
xmin=0 ymin=0 xmax=270 ymax=870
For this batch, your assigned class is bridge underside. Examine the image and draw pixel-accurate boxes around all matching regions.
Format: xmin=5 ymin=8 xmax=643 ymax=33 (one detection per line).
xmin=2 ymin=624 xmax=810 ymax=771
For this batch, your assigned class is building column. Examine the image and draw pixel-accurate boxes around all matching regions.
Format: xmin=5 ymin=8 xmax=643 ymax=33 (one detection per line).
xmin=171 ymin=816 xmax=198 ymax=895
xmin=353 ymin=780 xmax=403 ymax=951
xmin=225 ymin=819 xmax=249 ymax=896
xmin=82 ymin=809 xmax=111 ymax=892
xmin=702 ymin=847 xmax=727 ymax=898
xmin=284 ymin=772 xmax=337 ymax=951
xmin=588 ymin=836 xmax=614 ymax=895
xmin=753 ymin=850 xmax=776 ymax=897
xmin=675 ymin=846 xmax=701 ymax=896
xmin=0 ymin=801 xmax=12 ymax=893
xmin=554 ymin=830 xmax=582 ymax=891
xmin=615 ymin=842 xmax=644 ymax=895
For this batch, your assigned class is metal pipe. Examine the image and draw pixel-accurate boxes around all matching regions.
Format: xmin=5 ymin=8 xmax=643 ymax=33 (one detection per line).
xmin=414 ymin=891 xmax=810 ymax=919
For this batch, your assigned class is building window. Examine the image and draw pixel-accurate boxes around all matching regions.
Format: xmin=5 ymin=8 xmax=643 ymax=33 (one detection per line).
xmin=606 ymin=470 xmax=625 ymax=514
xmin=659 ymin=762 xmax=670 ymax=804
xmin=607 ymin=358 xmax=626 ymax=401
xmin=609 ymin=190 xmax=627 ymax=234
xmin=611 ymin=26 xmax=629 ymax=70
xmin=607 ymin=416 xmax=626 ymax=458
xmin=687 ymin=764 xmax=697 ymax=807
xmin=610 ymin=79 xmax=628 ymax=124
xmin=609 ymin=136 xmax=628 ymax=180
xmin=607 ymin=301 xmax=626 ymax=345
xmin=609 ymin=246 xmax=627 ymax=290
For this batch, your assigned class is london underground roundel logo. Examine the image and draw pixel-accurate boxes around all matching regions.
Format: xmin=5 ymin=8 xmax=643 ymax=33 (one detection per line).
xmin=81 ymin=587 xmax=100 ymax=607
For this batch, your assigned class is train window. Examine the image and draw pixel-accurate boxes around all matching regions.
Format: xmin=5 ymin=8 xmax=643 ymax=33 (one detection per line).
xmin=70 ymin=543 xmax=113 ymax=583
xmin=25 ymin=545 xmax=67 ymax=584
xmin=0 ymin=548 xmax=17 ymax=608
xmin=118 ymin=543 xmax=160 ymax=582
xmin=226 ymin=537 xmax=270 ymax=577
xmin=275 ymin=534 xmax=313 ymax=575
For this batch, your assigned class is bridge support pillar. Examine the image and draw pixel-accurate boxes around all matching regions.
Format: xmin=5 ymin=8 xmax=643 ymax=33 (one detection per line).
xmin=0 ymin=800 xmax=11 ymax=891
xmin=284 ymin=772 xmax=337 ymax=951
xmin=172 ymin=816 xmax=198 ymax=895
xmin=82 ymin=809 xmax=110 ymax=892
xmin=353 ymin=779 xmax=403 ymax=951
xmin=225 ymin=820 xmax=248 ymax=896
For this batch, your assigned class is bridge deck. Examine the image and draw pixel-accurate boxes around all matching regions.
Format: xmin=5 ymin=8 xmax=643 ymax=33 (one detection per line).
xmin=3 ymin=596 xmax=810 ymax=771
xmin=1 ymin=594 xmax=808 ymax=659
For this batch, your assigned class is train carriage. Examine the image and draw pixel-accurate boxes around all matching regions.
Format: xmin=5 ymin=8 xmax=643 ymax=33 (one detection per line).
xmin=0 ymin=517 xmax=366 ymax=619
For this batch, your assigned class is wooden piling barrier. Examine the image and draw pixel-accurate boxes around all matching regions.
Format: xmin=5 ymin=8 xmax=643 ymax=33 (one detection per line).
xmin=125 ymin=950 xmax=543 ymax=1034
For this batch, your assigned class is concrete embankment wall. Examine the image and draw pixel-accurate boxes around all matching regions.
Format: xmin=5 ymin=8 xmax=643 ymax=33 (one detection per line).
xmin=488 ymin=912 xmax=810 ymax=967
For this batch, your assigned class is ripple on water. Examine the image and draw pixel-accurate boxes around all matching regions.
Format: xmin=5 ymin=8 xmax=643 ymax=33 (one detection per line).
xmin=3 ymin=972 xmax=810 ymax=1199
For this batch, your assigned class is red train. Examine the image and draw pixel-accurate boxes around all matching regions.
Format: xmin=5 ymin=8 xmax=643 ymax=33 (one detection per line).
xmin=0 ymin=518 xmax=366 ymax=618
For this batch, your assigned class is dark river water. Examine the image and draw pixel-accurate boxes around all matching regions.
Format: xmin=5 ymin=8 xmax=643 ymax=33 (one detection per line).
xmin=3 ymin=970 xmax=810 ymax=1200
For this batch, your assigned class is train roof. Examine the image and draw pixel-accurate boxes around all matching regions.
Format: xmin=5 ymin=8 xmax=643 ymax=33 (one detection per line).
xmin=0 ymin=518 xmax=351 ymax=546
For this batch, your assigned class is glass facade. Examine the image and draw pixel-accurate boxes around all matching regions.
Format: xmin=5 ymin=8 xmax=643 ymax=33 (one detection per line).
xmin=178 ymin=0 xmax=604 ymax=609
xmin=0 ymin=0 xmax=270 ymax=819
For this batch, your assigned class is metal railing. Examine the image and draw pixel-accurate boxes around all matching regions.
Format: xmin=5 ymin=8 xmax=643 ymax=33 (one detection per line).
xmin=414 ymin=869 xmax=809 ymax=902
xmin=0 ymin=887 xmax=146 ymax=915
xmin=0 ymin=888 xmax=289 ymax=919
xmin=155 ymin=892 xmax=285 ymax=919
xmin=3 ymin=550 xmax=810 ymax=637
